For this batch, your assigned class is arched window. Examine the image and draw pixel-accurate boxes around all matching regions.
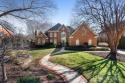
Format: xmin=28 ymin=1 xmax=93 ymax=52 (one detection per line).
xmin=88 ymin=39 xmax=92 ymax=45
xmin=76 ymin=39 xmax=79 ymax=45
xmin=42 ymin=39 xmax=45 ymax=44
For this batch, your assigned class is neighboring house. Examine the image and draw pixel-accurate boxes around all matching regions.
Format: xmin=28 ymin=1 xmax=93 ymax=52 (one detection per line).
xmin=98 ymin=31 xmax=108 ymax=42
xmin=34 ymin=31 xmax=48 ymax=45
xmin=0 ymin=24 xmax=14 ymax=42
xmin=34 ymin=23 xmax=97 ymax=46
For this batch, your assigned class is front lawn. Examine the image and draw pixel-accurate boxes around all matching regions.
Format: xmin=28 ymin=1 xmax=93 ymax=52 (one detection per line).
xmin=50 ymin=52 xmax=125 ymax=83
xmin=31 ymin=48 xmax=61 ymax=60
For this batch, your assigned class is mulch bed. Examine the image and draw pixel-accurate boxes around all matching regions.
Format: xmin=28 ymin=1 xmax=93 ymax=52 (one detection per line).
xmin=86 ymin=52 xmax=125 ymax=62
xmin=0 ymin=60 xmax=65 ymax=83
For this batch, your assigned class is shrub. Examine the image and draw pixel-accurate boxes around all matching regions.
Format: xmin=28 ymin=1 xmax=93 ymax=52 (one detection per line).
xmin=65 ymin=46 xmax=109 ymax=51
xmin=84 ymin=42 xmax=88 ymax=46
xmin=30 ymin=41 xmax=35 ymax=48
xmin=56 ymin=42 xmax=62 ymax=48
xmin=46 ymin=74 xmax=55 ymax=80
xmin=65 ymin=42 xmax=69 ymax=46
xmin=98 ymin=42 xmax=109 ymax=47
xmin=16 ymin=76 xmax=41 ymax=83
xmin=44 ymin=42 xmax=54 ymax=47
xmin=118 ymin=36 xmax=125 ymax=49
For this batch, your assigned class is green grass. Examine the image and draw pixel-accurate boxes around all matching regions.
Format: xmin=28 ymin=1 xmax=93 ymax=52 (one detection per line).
xmin=50 ymin=52 xmax=125 ymax=83
xmin=31 ymin=48 xmax=61 ymax=60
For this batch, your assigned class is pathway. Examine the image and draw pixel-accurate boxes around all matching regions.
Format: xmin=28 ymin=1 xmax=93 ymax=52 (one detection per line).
xmin=40 ymin=47 xmax=88 ymax=83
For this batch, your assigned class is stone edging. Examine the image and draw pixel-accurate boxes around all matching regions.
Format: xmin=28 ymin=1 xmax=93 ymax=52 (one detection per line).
xmin=39 ymin=60 xmax=68 ymax=83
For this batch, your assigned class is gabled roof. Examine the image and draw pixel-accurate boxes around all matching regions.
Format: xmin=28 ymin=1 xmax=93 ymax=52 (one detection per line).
xmin=39 ymin=31 xmax=48 ymax=38
xmin=48 ymin=23 xmax=61 ymax=31
xmin=47 ymin=23 xmax=75 ymax=34
xmin=70 ymin=22 xmax=96 ymax=37
xmin=0 ymin=20 xmax=15 ymax=32
xmin=66 ymin=26 xmax=75 ymax=34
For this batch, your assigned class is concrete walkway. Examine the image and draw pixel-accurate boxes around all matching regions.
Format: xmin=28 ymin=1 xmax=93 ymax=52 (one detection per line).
xmin=40 ymin=47 xmax=88 ymax=83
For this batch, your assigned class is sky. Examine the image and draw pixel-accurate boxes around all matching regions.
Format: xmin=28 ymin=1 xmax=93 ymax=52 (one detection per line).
xmin=51 ymin=0 xmax=75 ymax=25
xmin=0 ymin=0 xmax=76 ymax=34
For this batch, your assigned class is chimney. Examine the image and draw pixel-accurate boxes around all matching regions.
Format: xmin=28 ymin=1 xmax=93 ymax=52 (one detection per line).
xmin=34 ymin=30 xmax=37 ymax=36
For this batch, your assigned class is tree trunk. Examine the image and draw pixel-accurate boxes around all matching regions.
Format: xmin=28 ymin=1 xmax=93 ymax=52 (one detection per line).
xmin=1 ymin=60 xmax=7 ymax=81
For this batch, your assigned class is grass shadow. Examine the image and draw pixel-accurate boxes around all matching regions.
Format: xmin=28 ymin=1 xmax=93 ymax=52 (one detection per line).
xmin=72 ymin=58 xmax=125 ymax=83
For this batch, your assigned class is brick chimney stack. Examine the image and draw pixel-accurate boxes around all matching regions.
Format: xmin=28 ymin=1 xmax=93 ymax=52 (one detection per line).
xmin=34 ymin=30 xmax=37 ymax=36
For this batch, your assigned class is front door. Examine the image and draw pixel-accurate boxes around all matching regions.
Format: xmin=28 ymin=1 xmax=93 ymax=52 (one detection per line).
xmin=61 ymin=32 xmax=66 ymax=46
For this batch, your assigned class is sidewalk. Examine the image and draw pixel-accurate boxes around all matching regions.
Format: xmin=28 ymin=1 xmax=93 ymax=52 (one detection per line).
xmin=40 ymin=47 xmax=88 ymax=83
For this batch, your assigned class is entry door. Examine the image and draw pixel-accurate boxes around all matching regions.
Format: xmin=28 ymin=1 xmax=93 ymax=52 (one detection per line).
xmin=76 ymin=39 xmax=79 ymax=45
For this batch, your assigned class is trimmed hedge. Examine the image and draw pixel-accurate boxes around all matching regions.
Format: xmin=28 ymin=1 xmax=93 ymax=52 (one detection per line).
xmin=31 ymin=42 xmax=62 ymax=48
xmin=65 ymin=46 xmax=109 ymax=51
xmin=16 ymin=76 xmax=41 ymax=83
xmin=118 ymin=36 xmax=125 ymax=49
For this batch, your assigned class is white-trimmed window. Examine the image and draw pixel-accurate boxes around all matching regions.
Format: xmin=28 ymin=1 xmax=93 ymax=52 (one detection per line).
xmin=124 ymin=32 xmax=125 ymax=36
xmin=88 ymin=39 xmax=92 ymax=45
xmin=54 ymin=39 xmax=57 ymax=44
xmin=38 ymin=38 xmax=41 ymax=45
xmin=50 ymin=39 xmax=52 ymax=42
xmin=42 ymin=39 xmax=45 ymax=44
xmin=50 ymin=33 xmax=52 ymax=37
xmin=76 ymin=39 xmax=79 ymax=45
xmin=54 ymin=33 xmax=57 ymax=37
xmin=82 ymin=28 xmax=86 ymax=35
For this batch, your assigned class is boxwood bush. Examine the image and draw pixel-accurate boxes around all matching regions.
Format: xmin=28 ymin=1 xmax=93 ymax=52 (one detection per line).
xmin=118 ymin=36 xmax=125 ymax=49
xmin=16 ymin=76 xmax=41 ymax=83
xmin=46 ymin=74 xmax=55 ymax=80
xmin=65 ymin=46 xmax=109 ymax=51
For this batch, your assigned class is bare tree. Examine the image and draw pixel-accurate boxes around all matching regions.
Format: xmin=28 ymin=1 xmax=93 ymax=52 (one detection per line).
xmin=26 ymin=20 xmax=51 ymax=39
xmin=0 ymin=0 xmax=56 ymax=19
xmin=75 ymin=0 xmax=125 ymax=58
xmin=0 ymin=0 xmax=56 ymax=82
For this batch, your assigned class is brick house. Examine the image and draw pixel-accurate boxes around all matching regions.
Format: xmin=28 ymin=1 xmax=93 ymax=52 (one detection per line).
xmin=34 ymin=30 xmax=48 ymax=45
xmin=0 ymin=24 xmax=14 ymax=43
xmin=98 ymin=31 xmax=108 ymax=42
xmin=35 ymin=23 xmax=97 ymax=46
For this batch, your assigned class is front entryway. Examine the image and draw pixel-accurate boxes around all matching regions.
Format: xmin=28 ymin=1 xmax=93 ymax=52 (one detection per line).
xmin=61 ymin=32 xmax=66 ymax=46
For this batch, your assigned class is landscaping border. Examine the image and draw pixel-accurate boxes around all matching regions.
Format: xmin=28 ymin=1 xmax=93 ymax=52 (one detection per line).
xmin=39 ymin=60 xmax=68 ymax=83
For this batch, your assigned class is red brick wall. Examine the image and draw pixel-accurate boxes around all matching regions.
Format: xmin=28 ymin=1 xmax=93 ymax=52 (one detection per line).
xmin=35 ymin=33 xmax=48 ymax=45
xmin=48 ymin=25 xmax=70 ymax=44
xmin=58 ymin=25 xmax=70 ymax=43
xmin=69 ymin=24 xmax=97 ymax=46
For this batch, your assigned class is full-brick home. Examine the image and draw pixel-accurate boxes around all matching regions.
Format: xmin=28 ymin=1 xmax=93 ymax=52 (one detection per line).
xmin=0 ymin=24 xmax=14 ymax=43
xmin=35 ymin=23 xmax=97 ymax=46
xmin=34 ymin=31 xmax=48 ymax=45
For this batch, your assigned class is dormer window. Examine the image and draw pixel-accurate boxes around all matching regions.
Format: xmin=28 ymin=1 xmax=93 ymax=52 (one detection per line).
xmin=82 ymin=28 xmax=86 ymax=35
